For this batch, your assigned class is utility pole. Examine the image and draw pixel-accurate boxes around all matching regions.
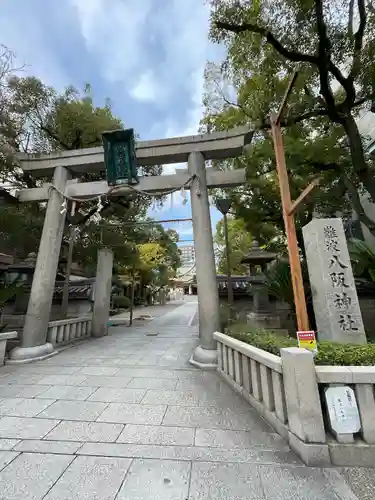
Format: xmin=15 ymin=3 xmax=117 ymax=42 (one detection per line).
xmin=216 ymin=198 xmax=234 ymax=305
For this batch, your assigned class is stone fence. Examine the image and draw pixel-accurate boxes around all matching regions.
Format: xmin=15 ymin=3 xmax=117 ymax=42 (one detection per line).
xmin=214 ymin=331 xmax=375 ymax=467
xmin=47 ymin=316 xmax=92 ymax=347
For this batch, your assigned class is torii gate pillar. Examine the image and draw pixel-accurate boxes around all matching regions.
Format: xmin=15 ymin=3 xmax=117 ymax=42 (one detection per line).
xmin=9 ymin=166 xmax=71 ymax=363
xmin=188 ymin=152 xmax=220 ymax=369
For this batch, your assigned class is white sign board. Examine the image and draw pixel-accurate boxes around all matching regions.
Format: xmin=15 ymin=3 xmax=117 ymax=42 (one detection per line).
xmin=325 ymin=386 xmax=361 ymax=435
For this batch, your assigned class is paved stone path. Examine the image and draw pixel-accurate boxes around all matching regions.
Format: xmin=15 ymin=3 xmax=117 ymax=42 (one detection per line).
xmin=110 ymin=299 xmax=186 ymax=323
xmin=0 ymin=299 xmax=372 ymax=498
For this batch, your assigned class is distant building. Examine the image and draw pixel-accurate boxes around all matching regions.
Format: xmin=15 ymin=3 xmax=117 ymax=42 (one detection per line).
xmin=179 ymin=244 xmax=195 ymax=267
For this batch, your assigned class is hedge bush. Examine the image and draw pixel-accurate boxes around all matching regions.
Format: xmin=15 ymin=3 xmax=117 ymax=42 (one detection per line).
xmin=112 ymin=295 xmax=131 ymax=309
xmin=227 ymin=323 xmax=375 ymax=366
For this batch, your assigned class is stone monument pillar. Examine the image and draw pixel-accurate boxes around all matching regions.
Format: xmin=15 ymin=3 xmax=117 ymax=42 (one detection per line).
xmin=303 ymin=218 xmax=366 ymax=344
xmin=10 ymin=166 xmax=71 ymax=363
xmin=92 ymin=248 xmax=113 ymax=337
xmin=189 ymin=151 xmax=220 ymax=369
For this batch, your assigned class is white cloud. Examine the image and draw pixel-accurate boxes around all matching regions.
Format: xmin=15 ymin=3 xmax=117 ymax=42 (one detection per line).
xmin=70 ymin=0 xmax=154 ymax=84
xmin=71 ymin=0 xmax=221 ymax=133
xmin=130 ymin=71 xmax=161 ymax=103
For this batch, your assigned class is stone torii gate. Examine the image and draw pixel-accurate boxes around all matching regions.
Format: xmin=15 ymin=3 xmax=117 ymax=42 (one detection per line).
xmin=11 ymin=127 xmax=252 ymax=368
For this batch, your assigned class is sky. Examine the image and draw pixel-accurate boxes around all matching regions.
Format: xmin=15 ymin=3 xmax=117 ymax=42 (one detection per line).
xmin=0 ymin=0 xmax=225 ymax=245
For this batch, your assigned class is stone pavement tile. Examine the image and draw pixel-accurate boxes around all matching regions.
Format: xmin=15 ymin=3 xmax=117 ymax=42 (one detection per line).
xmin=88 ymin=387 xmax=146 ymax=403
xmin=127 ymin=377 xmax=178 ymax=390
xmin=0 ymin=384 xmax=50 ymax=398
xmin=78 ymin=366 xmax=120 ymax=376
xmin=0 ymin=398 xmax=55 ymax=417
xmin=260 ymin=465 xmax=353 ymax=500
xmin=0 ymin=439 xmax=20 ymax=450
xmin=175 ymin=378 xmax=235 ymax=394
xmin=36 ymin=375 xmax=88 ymax=386
xmin=0 ymin=452 xmax=74 ymax=500
xmin=78 ymin=442 xmax=301 ymax=465
xmin=117 ymin=424 xmax=194 ymax=446
xmin=1 ymin=374 xmax=44 ymax=385
xmin=80 ymin=376 xmax=132 ymax=388
xmin=189 ymin=461 xmax=264 ymax=499
xmin=83 ymin=358 xmax=124 ymax=366
xmin=115 ymin=367 xmax=178 ymax=379
xmin=44 ymin=420 xmax=123 ymax=443
xmin=116 ymin=458 xmax=190 ymax=500
xmin=141 ymin=389 xmax=251 ymax=410
xmin=15 ymin=365 xmax=81 ymax=375
xmin=97 ymin=403 xmax=167 ymax=425
xmin=336 ymin=467 xmax=375 ymax=500
xmin=35 ymin=385 xmax=97 ymax=401
xmin=162 ymin=406 xmax=273 ymax=432
xmin=44 ymin=456 xmax=132 ymax=500
xmin=136 ymin=357 xmax=163 ymax=367
xmin=117 ymin=356 xmax=145 ymax=366
xmin=141 ymin=389 xmax=203 ymax=406
xmin=0 ymin=416 xmax=60 ymax=439
xmin=0 ymin=451 xmax=19 ymax=472
xmin=37 ymin=400 xmax=108 ymax=421
xmin=14 ymin=440 xmax=82 ymax=455
xmin=195 ymin=428 xmax=289 ymax=450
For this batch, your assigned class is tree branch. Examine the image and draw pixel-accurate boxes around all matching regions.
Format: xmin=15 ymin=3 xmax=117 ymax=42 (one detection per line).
xmin=39 ymin=124 xmax=71 ymax=150
xmin=348 ymin=0 xmax=367 ymax=82
xmin=261 ymin=107 xmax=329 ymax=129
xmin=216 ymin=19 xmax=350 ymax=104
xmin=314 ymin=0 xmax=339 ymax=113
xmin=342 ymin=174 xmax=375 ymax=233
xmin=348 ymin=0 xmax=355 ymax=38
xmin=215 ymin=21 xmax=317 ymax=64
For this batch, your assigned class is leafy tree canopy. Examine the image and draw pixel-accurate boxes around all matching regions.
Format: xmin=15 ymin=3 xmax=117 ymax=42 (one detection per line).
xmin=215 ymin=216 xmax=253 ymax=274
xmin=0 ymin=46 xmax=176 ymax=278
xmin=203 ymin=0 xmax=375 ymax=241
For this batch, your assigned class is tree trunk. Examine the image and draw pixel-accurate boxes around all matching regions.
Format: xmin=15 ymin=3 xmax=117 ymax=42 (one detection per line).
xmin=342 ymin=114 xmax=375 ymax=201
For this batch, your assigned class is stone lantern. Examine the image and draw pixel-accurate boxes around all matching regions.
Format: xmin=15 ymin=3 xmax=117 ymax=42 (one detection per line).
xmin=241 ymin=240 xmax=280 ymax=329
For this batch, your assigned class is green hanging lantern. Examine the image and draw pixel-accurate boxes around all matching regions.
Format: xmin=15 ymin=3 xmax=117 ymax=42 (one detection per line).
xmin=102 ymin=128 xmax=139 ymax=186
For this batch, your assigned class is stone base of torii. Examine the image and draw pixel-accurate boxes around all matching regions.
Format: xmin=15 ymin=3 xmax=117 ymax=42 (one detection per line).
xmin=11 ymin=127 xmax=253 ymax=368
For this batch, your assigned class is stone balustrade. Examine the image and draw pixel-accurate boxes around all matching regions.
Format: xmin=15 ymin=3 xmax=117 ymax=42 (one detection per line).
xmin=214 ymin=332 xmax=288 ymax=439
xmin=0 ymin=331 xmax=18 ymax=365
xmin=47 ymin=316 xmax=92 ymax=346
xmin=214 ymin=331 xmax=375 ymax=467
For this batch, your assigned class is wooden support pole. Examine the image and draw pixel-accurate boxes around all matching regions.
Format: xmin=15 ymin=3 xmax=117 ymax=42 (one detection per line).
xmin=271 ymin=114 xmax=310 ymax=332
xmin=288 ymin=178 xmax=320 ymax=216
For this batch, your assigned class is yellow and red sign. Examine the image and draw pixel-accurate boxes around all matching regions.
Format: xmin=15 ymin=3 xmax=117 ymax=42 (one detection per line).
xmin=297 ymin=330 xmax=317 ymax=354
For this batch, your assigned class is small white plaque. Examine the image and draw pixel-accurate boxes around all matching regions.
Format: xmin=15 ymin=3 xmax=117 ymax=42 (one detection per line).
xmin=325 ymin=386 xmax=361 ymax=434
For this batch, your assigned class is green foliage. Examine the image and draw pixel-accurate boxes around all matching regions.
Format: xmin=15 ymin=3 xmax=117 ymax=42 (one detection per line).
xmin=0 ymin=273 xmax=24 ymax=330
xmin=227 ymin=324 xmax=375 ymax=366
xmin=0 ymin=205 xmax=43 ymax=258
xmin=263 ymin=259 xmax=294 ymax=306
xmin=203 ymin=0 xmax=375 ymax=239
xmin=112 ymin=295 xmax=130 ymax=309
xmin=219 ymin=302 xmax=237 ymax=331
xmin=0 ymin=47 xmax=173 ymax=274
xmin=348 ymin=238 xmax=375 ymax=283
xmin=214 ymin=217 xmax=252 ymax=274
